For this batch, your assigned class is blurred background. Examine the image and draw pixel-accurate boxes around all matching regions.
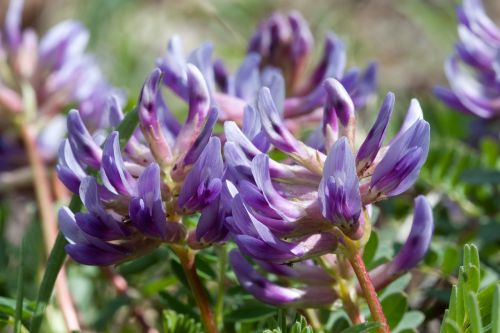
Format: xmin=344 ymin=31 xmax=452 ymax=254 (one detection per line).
xmin=1 ymin=0 xmax=499 ymax=332
xmin=0 ymin=0 xmax=498 ymax=96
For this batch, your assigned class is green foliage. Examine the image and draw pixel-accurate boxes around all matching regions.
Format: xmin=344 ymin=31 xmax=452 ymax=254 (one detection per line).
xmin=440 ymin=244 xmax=500 ymax=333
xmin=163 ymin=310 xmax=203 ymax=333
xmin=263 ymin=315 xmax=314 ymax=333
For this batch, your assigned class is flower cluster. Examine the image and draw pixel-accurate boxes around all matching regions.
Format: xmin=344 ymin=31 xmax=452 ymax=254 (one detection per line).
xmin=0 ymin=0 xmax=118 ymax=166
xmin=58 ymin=66 xmax=226 ymax=265
xmin=157 ymin=11 xmax=377 ymax=132
xmin=55 ymin=9 xmax=434 ymax=313
xmin=224 ymin=79 xmax=433 ymax=306
xmin=435 ymin=0 xmax=500 ymax=118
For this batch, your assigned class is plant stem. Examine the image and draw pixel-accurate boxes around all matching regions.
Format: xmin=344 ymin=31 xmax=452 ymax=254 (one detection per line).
xmin=348 ymin=252 xmax=389 ymax=332
xmin=19 ymin=124 xmax=81 ymax=332
xmin=171 ymin=246 xmax=217 ymax=333
xmin=215 ymin=245 xmax=226 ymax=330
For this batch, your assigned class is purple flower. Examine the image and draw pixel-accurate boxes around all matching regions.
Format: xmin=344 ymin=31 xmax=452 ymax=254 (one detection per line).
xmin=369 ymin=196 xmax=434 ymax=289
xmin=368 ymin=119 xmax=430 ymax=199
xmin=58 ymin=68 xmax=225 ymax=264
xmin=435 ymin=0 xmax=500 ymax=118
xmin=319 ymin=137 xmax=363 ymax=239
xmin=229 ymin=250 xmax=337 ymax=307
xmin=156 ymin=12 xmax=377 ymax=135
xmin=224 ymin=79 xmax=430 ymax=268
xmin=0 ymin=0 xmax=120 ymax=165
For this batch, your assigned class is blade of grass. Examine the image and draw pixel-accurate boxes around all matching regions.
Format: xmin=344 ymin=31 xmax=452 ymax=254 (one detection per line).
xmin=30 ymin=196 xmax=81 ymax=333
xmin=14 ymin=240 xmax=25 ymax=333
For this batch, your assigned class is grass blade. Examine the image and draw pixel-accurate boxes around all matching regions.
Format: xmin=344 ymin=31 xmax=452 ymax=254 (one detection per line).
xmin=14 ymin=240 xmax=25 ymax=333
xmin=30 ymin=196 xmax=82 ymax=333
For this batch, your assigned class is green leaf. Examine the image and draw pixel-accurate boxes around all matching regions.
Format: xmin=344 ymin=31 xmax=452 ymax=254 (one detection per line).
xmin=466 ymin=291 xmax=482 ymax=333
xmin=492 ymin=285 xmax=500 ymax=333
xmin=14 ymin=240 xmax=25 ymax=333
xmin=0 ymin=297 xmax=34 ymax=323
xmin=392 ymin=311 xmax=425 ymax=333
xmin=30 ymin=196 xmax=81 ymax=333
xmin=224 ymin=302 xmax=276 ymax=323
xmin=158 ymin=292 xmax=199 ymax=320
xmin=442 ymin=319 xmax=461 ymax=333
xmin=380 ymin=292 xmax=407 ymax=329
xmin=29 ymin=233 xmax=67 ymax=333
xmin=163 ymin=310 xmax=203 ymax=333
xmin=441 ymin=246 xmax=460 ymax=276
xmin=116 ymin=107 xmax=139 ymax=149
xmin=363 ymin=231 xmax=379 ymax=269
xmin=339 ymin=322 xmax=381 ymax=333
xmin=448 ymin=286 xmax=458 ymax=322
xmin=380 ymin=274 xmax=411 ymax=299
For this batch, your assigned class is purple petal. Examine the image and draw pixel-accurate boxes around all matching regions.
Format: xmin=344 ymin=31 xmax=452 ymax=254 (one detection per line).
xmin=186 ymin=64 xmax=210 ymax=126
xmin=371 ymin=120 xmax=430 ymax=197
xmin=177 ymin=137 xmax=223 ymax=211
xmin=319 ymin=137 xmax=362 ymax=238
xmin=257 ymin=87 xmax=300 ymax=153
xmin=101 ymin=132 xmax=137 ymax=196
xmin=4 ymin=0 xmax=23 ymax=49
xmin=39 ymin=20 xmax=89 ymax=69
xmin=57 ymin=140 xmax=86 ymax=193
xmin=323 ymin=78 xmax=355 ymax=128
xmin=67 ymin=109 xmax=102 ymax=169
xmin=356 ymin=92 xmax=394 ymax=172
xmin=251 ymin=154 xmax=304 ymax=220
xmin=393 ymin=195 xmax=434 ymax=271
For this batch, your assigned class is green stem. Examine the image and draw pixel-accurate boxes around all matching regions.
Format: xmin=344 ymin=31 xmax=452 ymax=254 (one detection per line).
xmin=172 ymin=246 xmax=217 ymax=333
xmin=215 ymin=245 xmax=226 ymax=330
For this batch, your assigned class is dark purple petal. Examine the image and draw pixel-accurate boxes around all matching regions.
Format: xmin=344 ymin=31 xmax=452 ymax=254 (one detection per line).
xmin=251 ymin=154 xmax=304 ymax=220
xmin=67 ymin=109 xmax=102 ymax=169
xmin=138 ymin=68 xmax=173 ymax=165
xmin=229 ymin=250 xmax=305 ymax=306
xmin=182 ymin=107 xmax=218 ymax=166
xmin=319 ymin=137 xmax=362 ymax=238
xmin=370 ymin=120 xmax=430 ymax=197
xmin=57 ymin=140 xmax=86 ymax=193
xmin=65 ymin=243 xmax=128 ymax=266
xmin=157 ymin=35 xmax=188 ymax=99
xmin=177 ymin=137 xmax=223 ymax=211
xmin=323 ymin=78 xmax=355 ymax=128
xmin=129 ymin=163 xmax=175 ymax=240
xmin=356 ymin=92 xmax=395 ymax=172
xmin=213 ymin=58 xmax=229 ymax=93
xmin=101 ymin=131 xmax=137 ymax=196
xmin=392 ymin=195 xmax=434 ymax=271
xmin=186 ymin=64 xmax=210 ymax=126
xmin=257 ymin=87 xmax=301 ymax=153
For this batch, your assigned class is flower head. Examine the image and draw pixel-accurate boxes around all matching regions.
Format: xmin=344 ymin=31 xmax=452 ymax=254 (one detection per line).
xmin=57 ymin=68 xmax=226 ymax=265
xmin=225 ymin=78 xmax=430 ymax=268
xmin=435 ymin=0 xmax=500 ymax=118
xmin=0 ymin=0 xmax=119 ymax=164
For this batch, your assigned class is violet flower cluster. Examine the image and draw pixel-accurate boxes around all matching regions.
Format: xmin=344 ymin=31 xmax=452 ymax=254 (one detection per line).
xmin=157 ymin=11 xmax=377 ymax=133
xmin=435 ymin=0 xmax=500 ymax=119
xmin=54 ymin=9 xmax=435 ymax=312
xmin=58 ymin=66 xmax=226 ymax=265
xmin=0 ymin=0 xmax=118 ymax=167
xmin=224 ymin=78 xmax=433 ymax=306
